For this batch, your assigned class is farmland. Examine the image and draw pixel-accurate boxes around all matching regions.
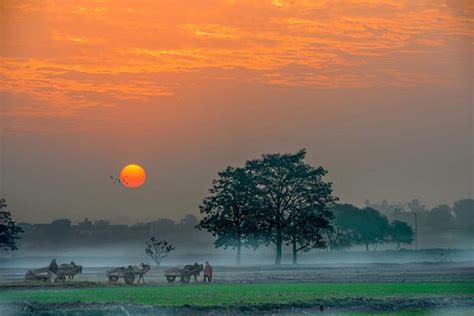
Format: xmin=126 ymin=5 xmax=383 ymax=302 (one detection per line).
xmin=1 ymin=262 xmax=473 ymax=315
xmin=1 ymin=282 xmax=473 ymax=315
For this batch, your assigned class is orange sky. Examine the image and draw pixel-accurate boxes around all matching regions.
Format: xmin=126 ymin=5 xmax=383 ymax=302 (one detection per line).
xmin=0 ymin=1 xmax=472 ymax=222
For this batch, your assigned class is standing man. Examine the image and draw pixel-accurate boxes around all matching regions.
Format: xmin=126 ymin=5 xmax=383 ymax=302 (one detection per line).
xmin=203 ymin=261 xmax=213 ymax=283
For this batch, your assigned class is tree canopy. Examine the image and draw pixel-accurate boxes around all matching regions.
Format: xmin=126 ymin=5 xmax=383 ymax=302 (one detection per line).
xmin=0 ymin=198 xmax=23 ymax=252
xmin=328 ymin=203 xmax=412 ymax=251
xmin=390 ymin=220 xmax=414 ymax=250
xmin=197 ymin=166 xmax=262 ymax=265
xmin=198 ymin=149 xmax=337 ymax=265
xmin=453 ymin=199 xmax=473 ymax=228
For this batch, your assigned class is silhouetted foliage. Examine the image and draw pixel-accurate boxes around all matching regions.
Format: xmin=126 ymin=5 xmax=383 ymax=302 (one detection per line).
xmin=145 ymin=236 xmax=175 ymax=266
xmin=325 ymin=204 xmax=359 ymax=250
xmin=246 ymin=149 xmax=337 ymax=264
xmin=198 ymin=149 xmax=336 ymax=265
xmin=453 ymin=199 xmax=474 ymax=228
xmin=426 ymin=204 xmax=455 ymax=229
xmin=355 ymin=207 xmax=390 ymax=251
xmin=390 ymin=220 xmax=414 ymax=250
xmin=197 ymin=166 xmax=262 ymax=265
xmin=285 ymin=208 xmax=332 ymax=264
xmin=0 ymin=198 xmax=23 ymax=252
xmin=328 ymin=204 xmax=391 ymax=251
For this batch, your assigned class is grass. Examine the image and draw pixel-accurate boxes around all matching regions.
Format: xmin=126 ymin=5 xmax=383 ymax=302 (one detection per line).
xmin=0 ymin=282 xmax=472 ymax=307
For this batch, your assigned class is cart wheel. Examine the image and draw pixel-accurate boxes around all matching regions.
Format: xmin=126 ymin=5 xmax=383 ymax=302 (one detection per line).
xmin=166 ymin=276 xmax=176 ymax=283
xmin=55 ymin=274 xmax=66 ymax=283
xmin=124 ymin=273 xmax=135 ymax=285
xmin=180 ymin=275 xmax=191 ymax=283
xmin=108 ymin=275 xmax=119 ymax=283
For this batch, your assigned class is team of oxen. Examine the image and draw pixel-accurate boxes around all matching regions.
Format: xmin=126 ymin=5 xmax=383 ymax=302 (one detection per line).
xmin=24 ymin=260 xmax=213 ymax=285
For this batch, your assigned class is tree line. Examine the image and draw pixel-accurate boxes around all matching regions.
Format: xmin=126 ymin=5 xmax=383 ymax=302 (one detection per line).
xmin=326 ymin=204 xmax=414 ymax=252
xmin=2 ymin=149 xmax=470 ymax=262
xmin=197 ymin=149 xmax=415 ymax=265
xmin=365 ymin=199 xmax=474 ymax=231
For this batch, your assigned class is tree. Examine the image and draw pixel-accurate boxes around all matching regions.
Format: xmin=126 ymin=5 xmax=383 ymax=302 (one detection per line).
xmin=426 ymin=204 xmax=455 ymax=230
xmin=389 ymin=220 xmax=414 ymax=250
xmin=325 ymin=204 xmax=360 ymax=251
xmin=246 ymin=149 xmax=337 ymax=265
xmin=453 ymin=199 xmax=474 ymax=229
xmin=286 ymin=209 xmax=332 ymax=264
xmin=197 ymin=166 xmax=262 ymax=265
xmin=145 ymin=236 xmax=175 ymax=267
xmin=0 ymin=198 xmax=23 ymax=252
xmin=354 ymin=207 xmax=390 ymax=251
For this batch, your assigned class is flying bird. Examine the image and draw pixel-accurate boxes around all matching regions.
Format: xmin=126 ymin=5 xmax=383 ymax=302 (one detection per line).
xmin=109 ymin=176 xmax=121 ymax=184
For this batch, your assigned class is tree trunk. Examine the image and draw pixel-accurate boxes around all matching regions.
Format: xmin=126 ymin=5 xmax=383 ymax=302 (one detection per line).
xmin=235 ymin=242 xmax=242 ymax=266
xmin=292 ymin=240 xmax=297 ymax=265
xmin=365 ymin=242 xmax=369 ymax=252
xmin=275 ymin=227 xmax=282 ymax=265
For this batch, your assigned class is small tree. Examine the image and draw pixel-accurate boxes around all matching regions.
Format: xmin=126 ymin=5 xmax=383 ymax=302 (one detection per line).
xmin=390 ymin=220 xmax=414 ymax=250
xmin=0 ymin=198 xmax=23 ymax=252
xmin=145 ymin=236 xmax=175 ymax=267
xmin=355 ymin=208 xmax=390 ymax=251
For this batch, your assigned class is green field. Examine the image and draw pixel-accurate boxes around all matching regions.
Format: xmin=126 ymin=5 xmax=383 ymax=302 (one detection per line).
xmin=0 ymin=282 xmax=472 ymax=307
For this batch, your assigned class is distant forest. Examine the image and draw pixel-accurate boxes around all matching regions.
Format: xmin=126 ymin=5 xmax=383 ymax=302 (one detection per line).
xmin=17 ymin=214 xmax=211 ymax=251
xmin=14 ymin=198 xmax=473 ymax=254
xmin=366 ymin=198 xmax=473 ymax=231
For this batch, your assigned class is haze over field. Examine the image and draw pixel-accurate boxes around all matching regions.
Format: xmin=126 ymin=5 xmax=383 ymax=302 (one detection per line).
xmin=0 ymin=1 xmax=473 ymax=223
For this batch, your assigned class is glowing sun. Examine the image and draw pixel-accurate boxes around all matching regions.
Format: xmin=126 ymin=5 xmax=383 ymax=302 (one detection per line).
xmin=120 ymin=164 xmax=146 ymax=189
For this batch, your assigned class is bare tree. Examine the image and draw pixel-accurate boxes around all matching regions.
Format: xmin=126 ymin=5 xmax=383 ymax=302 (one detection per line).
xmin=145 ymin=237 xmax=175 ymax=267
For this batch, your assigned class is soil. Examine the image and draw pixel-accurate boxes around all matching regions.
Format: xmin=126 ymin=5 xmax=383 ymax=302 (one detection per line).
xmin=1 ymin=261 xmax=473 ymax=285
xmin=1 ymin=261 xmax=473 ymax=315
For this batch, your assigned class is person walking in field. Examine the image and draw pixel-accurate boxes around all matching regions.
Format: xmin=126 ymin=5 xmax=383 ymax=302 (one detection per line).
xmin=203 ymin=261 xmax=213 ymax=283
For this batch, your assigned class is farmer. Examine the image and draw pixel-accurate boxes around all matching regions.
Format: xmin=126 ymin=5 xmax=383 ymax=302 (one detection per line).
xmin=203 ymin=261 xmax=213 ymax=283
xmin=48 ymin=259 xmax=58 ymax=274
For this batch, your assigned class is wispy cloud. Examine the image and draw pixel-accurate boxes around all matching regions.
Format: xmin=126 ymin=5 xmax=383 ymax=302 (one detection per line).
xmin=1 ymin=0 xmax=472 ymax=118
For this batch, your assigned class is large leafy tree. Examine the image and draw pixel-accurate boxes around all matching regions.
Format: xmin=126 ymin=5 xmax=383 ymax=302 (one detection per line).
xmin=426 ymin=204 xmax=455 ymax=230
xmin=197 ymin=166 xmax=262 ymax=265
xmin=389 ymin=220 xmax=414 ymax=250
xmin=246 ymin=149 xmax=337 ymax=265
xmin=0 ymin=198 xmax=23 ymax=252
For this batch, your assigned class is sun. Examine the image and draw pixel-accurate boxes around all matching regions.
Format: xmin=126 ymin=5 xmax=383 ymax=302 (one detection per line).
xmin=120 ymin=164 xmax=146 ymax=189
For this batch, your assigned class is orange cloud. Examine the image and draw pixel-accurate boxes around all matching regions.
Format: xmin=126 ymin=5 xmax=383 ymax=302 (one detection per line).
xmin=1 ymin=0 xmax=472 ymax=118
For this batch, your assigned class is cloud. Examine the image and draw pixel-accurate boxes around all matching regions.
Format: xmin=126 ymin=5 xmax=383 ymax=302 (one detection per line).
xmin=1 ymin=0 xmax=472 ymax=119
